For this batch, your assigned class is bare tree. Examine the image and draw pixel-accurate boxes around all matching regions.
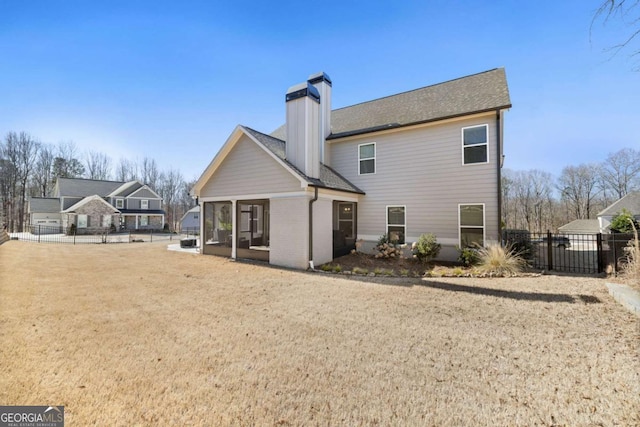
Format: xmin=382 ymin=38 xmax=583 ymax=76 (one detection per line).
xmin=141 ymin=157 xmax=160 ymax=188
xmin=0 ymin=136 xmax=19 ymax=231
xmin=115 ymin=158 xmax=139 ymax=182
xmin=503 ymin=169 xmax=554 ymax=232
xmin=599 ymin=147 xmax=640 ymax=199
xmin=592 ymin=0 xmax=640 ymax=68
xmin=53 ymin=141 xmax=85 ymax=178
xmin=85 ymin=150 xmax=112 ymax=180
xmin=32 ymin=143 xmax=55 ymax=197
xmin=14 ymin=132 xmax=40 ymax=231
xmin=558 ymin=164 xmax=602 ymax=219
xmin=158 ymin=168 xmax=184 ymax=231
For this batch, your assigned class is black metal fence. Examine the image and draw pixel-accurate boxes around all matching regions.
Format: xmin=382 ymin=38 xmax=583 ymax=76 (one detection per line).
xmin=10 ymin=224 xmax=189 ymax=245
xmin=504 ymin=230 xmax=637 ymax=275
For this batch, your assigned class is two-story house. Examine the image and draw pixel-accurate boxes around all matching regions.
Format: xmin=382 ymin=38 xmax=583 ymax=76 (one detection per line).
xmin=28 ymin=178 xmax=165 ymax=234
xmin=192 ymin=69 xmax=511 ymax=269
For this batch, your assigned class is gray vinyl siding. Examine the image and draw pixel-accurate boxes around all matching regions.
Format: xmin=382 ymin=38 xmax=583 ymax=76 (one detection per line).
xmin=328 ymin=114 xmax=499 ymax=244
xmin=129 ymin=188 xmax=158 ymax=199
xmin=125 ymin=198 xmax=162 ymax=210
xmin=200 ymin=135 xmax=301 ymax=197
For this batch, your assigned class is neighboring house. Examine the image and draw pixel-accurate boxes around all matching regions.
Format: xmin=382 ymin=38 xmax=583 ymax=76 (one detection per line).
xmin=597 ymin=191 xmax=640 ymax=233
xmin=558 ymin=219 xmax=600 ymax=234
xmin=192 ymin=69 xmax=511 ymax=269
xmin=27 ymin=197 xmax=64 ymax=233
xmin=180 ymin=206 xmax=200 ymax=232
xmin=28 ymin=178 xmax=165 ymax=234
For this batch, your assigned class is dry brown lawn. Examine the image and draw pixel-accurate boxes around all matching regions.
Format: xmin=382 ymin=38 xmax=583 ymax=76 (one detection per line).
xmin=1 ymin=241 xmax=639 ymax=426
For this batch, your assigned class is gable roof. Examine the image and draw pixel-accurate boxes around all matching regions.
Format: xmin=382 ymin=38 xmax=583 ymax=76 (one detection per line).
xmin=598 ymin=192 xmax=640 ymax=216
xmin=243 ymin=127 xmax=364 ymax=194
xmin=61 ymin=195 xmax=121 ymax=214
xmin=108 ymin=180 xmax=143 ymax=197
xmin=193 ymin=125 xmax=364 ymax=196
xmin=558 ymin=219 xmax=600 ymax=234
xmin=28 ymin=198 xmax=61 ymax=213
xmin=271 ymin=68 xmax=511 ymax=140
xmin=56 ymin=178 xmax=124 ymax=198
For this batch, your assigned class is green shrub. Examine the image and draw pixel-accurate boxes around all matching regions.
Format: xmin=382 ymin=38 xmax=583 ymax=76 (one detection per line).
xmin=457 ymin=246 xmax=479 ymax=266
xmin=333 ymin=264 xmax=343 ymax=273
xmin=320 ymin=264 xmax=333 ymax=272
xmin=352 ymin=267 xmax=369 ymax=275
xmin=412 ymin=233 xmax=441 ymax=263
xmin=610 ymin=209 xmax=639 ymax=233
xmin=475 ymin=243 xmax=527 ymax=276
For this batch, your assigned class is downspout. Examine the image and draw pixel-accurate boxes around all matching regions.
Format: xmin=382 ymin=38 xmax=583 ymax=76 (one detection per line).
xmin=496 ymin=109 xmax=503 ymax=243
xmin=308 ymin=186 xmax=319 ymax=270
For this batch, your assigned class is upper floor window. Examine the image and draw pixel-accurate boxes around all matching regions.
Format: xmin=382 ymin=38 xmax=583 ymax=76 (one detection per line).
xmin=462 ymin=124 xmax=488 ymax=164
xmin=141 ymin=199 xmax=149 ymax=210
xmin=115 ymin=199 xmax=124 ymax=209
xmin=359 ymin=143 xmax=376 ymax=175
xmin=386 ymin=206 xmax=405 ymax=244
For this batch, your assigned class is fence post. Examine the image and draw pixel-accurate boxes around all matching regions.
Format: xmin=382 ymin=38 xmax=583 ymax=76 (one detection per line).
xmin=546 ymin=230 xmax=553 ymax=271
xmin=150 ymin=229 xmax=153 ymax=243
xmin=129 ymin=230 xmax=132 ymax=244
xmin=596 ymin=233 xmax=604 ymax=274
xmin=73 ymin=227 xmax=76 ymax=245
xmin=38 ymin=225 xmax=41 ymax=243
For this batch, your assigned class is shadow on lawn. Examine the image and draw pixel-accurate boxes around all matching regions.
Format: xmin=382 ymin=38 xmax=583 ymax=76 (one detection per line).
xmin=343 ymin=274 xmax=601 ymax=304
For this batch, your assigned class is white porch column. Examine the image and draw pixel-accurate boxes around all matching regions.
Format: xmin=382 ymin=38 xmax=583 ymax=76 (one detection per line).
xmin=231 ymin=200 xmax=237 ymax=259
xmin=135 ymin=215 xmax=139 ymax=230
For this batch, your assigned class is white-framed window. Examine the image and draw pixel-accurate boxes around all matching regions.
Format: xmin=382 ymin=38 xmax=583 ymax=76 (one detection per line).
xmin=338 ymin=202 xmax=355 ymax=239
xmin=77 ymin=215 xmax=88 ymax=229
xmin=459 ymin=204 xmax=485 ymax=247
xmin=141 ymin=199 xmax=149 ymax=210
xmin=115 ymin=198 xmax=124 ymax=209
xmin=462 ymin=124 xmax=488 ymax=165
xmin=358 ymin=142 xmax=376 ymax=175
xmin=386 ymin=206 xmax=406 ymax=244
xmin=140 ymin=215 xmax=148 ymax=227
xmin=102 ymin=214 xmax=112 ymax=228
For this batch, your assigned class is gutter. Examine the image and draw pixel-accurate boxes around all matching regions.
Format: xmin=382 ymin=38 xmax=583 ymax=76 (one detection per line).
xmin=496 ymin=109 xmax=503 ymax=243
xmin=308 ymin=186 xmax=319 ymax=270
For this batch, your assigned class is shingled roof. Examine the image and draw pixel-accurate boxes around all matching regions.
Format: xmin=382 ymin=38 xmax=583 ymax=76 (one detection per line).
xmin=243 ymin=127 xmax=364 ymax=194
xmin=598 ymin=192 xmax=640 ymax=216
xmin=56 ymin=178 xmax=124 ymax=197
xmin=271 ymin=68 xmax=511 ymax=140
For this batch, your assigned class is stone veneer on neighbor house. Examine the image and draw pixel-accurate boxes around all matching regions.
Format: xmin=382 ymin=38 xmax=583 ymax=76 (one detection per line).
xmin=64 ymin=199 xmax=120 ymax=235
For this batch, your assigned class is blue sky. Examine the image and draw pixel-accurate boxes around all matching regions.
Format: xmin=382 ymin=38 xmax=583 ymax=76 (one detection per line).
xmin=1 ymin=1 xmax=637 ymax=181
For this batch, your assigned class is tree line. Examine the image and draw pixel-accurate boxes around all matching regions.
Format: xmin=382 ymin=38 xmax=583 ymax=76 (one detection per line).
xmin=0 ymin=131 xmax=196 ymax=232
xmin=502 ymin=147 xmax=640 ymax=233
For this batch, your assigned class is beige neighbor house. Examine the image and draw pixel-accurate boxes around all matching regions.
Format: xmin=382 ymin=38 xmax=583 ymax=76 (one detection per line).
xmin=28 ymin=178 xmax=165 ymax=234
xmin=192 ymin=69 xmax=512 ymax=269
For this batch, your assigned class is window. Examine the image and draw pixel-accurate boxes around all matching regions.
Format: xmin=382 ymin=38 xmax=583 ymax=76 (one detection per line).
xmin=102 ymin=214 xmax=112 ymax=228
xmin=338 ymin=203 xmax=354 ymax=238
xmin=140 ymin=215 xmax=148 ymax=227
xmin=359 ymin=143 xmax=375 ymax=174
xmin=77 ymin=215 xmax=88 ymax=229
xmin=141 ymin=199 xmax=149 ymax=210
xmin=459 ymin=204 xmax=485 ymax=247
xmin=115 ymin=199 xmax=124 ymax=209
xmin=462 ymin=124 xmax=488 ymax=164
xmin=386 ymin=206 xmax=405 ymax=244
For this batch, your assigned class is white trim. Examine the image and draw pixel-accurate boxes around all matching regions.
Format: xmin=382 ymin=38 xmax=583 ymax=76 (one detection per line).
xmin=231 ymin=200 xmax=237 ymax=259
xmin=358 ymin=142 xmax=376 ymax=175
xmin=461 ymin=124 xmax=489 ymax=165
xmin=458 ymin=203 xmax=486 ymax=247
xmin=385 ymin=205 xmax=406 ymax=244
xmin=115 ymin=198 xmax=124 ymax=209
xmin=62 ymin=195 xmax=121 ymax=214
xmin=141 ymin=199 xmax=149 ymax=210
xmin=108 ymin=181 xmax=141 ymax=198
